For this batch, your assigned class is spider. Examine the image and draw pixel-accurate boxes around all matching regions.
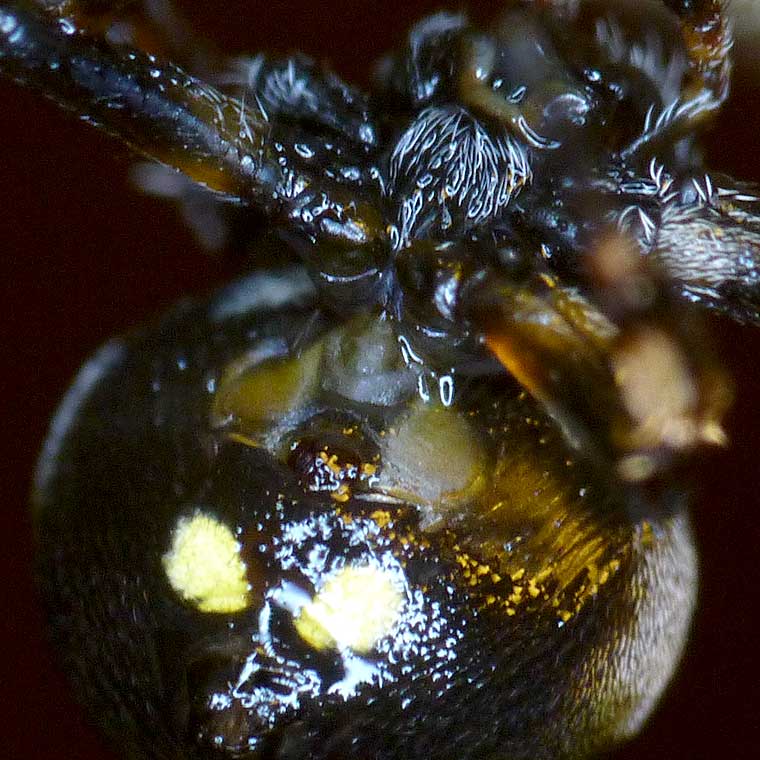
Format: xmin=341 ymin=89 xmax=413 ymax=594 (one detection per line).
xmin=2 ymin=1 xmax=760 ymax=759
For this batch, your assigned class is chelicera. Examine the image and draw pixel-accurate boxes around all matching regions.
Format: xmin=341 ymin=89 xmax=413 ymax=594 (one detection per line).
xmin=2 ymin=1 xmax=759 ymax=759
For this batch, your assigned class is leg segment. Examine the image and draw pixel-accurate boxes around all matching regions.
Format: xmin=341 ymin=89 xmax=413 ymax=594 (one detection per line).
xmin=465 ymin=234 xmax=731 ymax=482
xmin=663 ymin=0 xmax=732 ymax=105
xmin=622 ymin=0 xmax=732 ymax=158
xmin=0 ymin=2 xmax=263 ymax=195
xmin=0 ymin=2 xmax=387 ymax=280
xmin=651 ymin=175 xmax=760 ymax=325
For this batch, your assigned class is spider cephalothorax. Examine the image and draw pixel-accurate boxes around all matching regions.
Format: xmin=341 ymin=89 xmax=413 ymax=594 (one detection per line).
xmin=2 ymin=1 xmax=759 ymax=759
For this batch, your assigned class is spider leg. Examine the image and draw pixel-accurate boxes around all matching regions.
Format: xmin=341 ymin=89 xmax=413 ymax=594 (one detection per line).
xmin=0 ymin=2 xmax=265 ymax=194
xmin=610 ymin=161 xmax=760 ymax=325
xmin=650 ymin=174 xmax=760 ymax=325
xmin=376 ymin=8 xmax=589 ymax=151
xmin=131 ymin=52 xmax=379 ymax=252
xmin=464 ymin=232 xmax=731 ymax=483
xmin=621 ymin=0 xmax=732 ymax=158
xmin=21 ymin=1 xmax=254 ymax=252
xmin=0 ymin=2 xmax=387 ymax=286
xmin=457 ymin=31 xmax=560 ymax=150
xmin=57 ymin=0 xmax=379 ymax=147
xmin=663 ymin=0 xmax=732 ymax=104
xmin=456 ymin=7 xmax=602 ymax=151
xmin=219 ymin=54 xmax=376 ymax=149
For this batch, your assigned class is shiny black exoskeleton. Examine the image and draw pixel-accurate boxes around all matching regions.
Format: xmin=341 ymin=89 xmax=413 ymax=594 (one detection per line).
xmin=2 ymin=1 xmax=758 ymax=759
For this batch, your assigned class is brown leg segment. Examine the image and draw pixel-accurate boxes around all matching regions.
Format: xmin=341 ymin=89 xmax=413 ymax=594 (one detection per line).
xmin=664 ymin=0 xmax=732 ymax=109
xmin=0 ymin=3 xmax=265 ymax=196
xmin=0 ymin=2 xmax=386 ymax=251
xmin=470 ymin=232 xmax=731 ymax=483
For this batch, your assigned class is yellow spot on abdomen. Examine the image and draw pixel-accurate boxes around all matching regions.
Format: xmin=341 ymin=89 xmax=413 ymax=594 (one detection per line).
xmin=294 ymin=565 xmax=403 ymax=653
xmin=162 ymin=511 xmax=251 ymax=614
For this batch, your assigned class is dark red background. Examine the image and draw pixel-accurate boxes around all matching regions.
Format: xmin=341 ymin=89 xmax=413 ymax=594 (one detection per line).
xmin=1 ymin=2 xmax=759 ymax=758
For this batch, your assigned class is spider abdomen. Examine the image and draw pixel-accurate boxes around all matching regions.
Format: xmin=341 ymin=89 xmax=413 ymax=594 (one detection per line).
xmin=35 ymin=270 xmax=696 ymax=759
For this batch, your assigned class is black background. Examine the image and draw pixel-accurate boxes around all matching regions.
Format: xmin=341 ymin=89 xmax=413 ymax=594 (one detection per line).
xmin=1 ymin=2 xmax=759 ymax=758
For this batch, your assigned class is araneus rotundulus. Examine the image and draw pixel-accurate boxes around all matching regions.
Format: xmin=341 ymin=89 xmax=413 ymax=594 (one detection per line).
xmin=2 ymin=1 xmax=759 ymax=759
